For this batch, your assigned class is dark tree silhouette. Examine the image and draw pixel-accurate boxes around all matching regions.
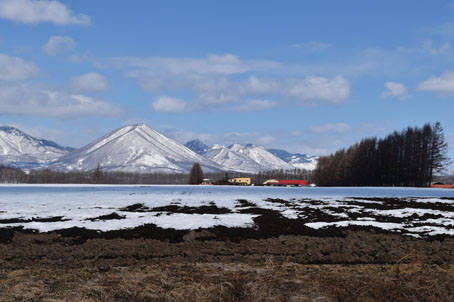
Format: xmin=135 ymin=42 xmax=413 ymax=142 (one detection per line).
xmin=93 ymin=164 xmax=103 ymax=184
xmin=313 ymin=122 xmax=450 ymax=187
xmin=188 ymin=162 xmax=204 ymax=184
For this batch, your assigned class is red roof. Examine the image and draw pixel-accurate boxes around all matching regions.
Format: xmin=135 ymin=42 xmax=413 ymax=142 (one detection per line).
xmin=277 ymin=180 xmax=306 ymax=186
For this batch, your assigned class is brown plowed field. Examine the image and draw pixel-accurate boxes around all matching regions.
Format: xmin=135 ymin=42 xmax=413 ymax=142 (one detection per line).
xmin=1 ymin=227 xmax=454 ymax=301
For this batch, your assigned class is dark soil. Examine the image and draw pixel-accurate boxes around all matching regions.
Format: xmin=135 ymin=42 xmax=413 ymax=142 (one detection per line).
xmin=87 ymin=212 xmax=126 ymax=221
xmin=119 ymin=203 xmax=232 ymax=214
xmin=2 ymin=196 xmax=454 ymax=301
xmin=0 ymin=216 xmax=68 ymax=224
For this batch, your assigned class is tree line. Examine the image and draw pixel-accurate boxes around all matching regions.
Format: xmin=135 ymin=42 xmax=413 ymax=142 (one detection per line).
xmin=312 ymin=122 xmax=450 ymax=187
xmin=0 ymin=164 xmax=312 ymax=185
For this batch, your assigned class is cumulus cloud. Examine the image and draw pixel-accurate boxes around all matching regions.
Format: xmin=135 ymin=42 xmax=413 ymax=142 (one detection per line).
xmin=109 ymin=53 xmax=352 ymax=110
xmin=152 ymin=96 xmax=188 ymax=113
xmin=381 ymin=82 xmax=409 ymax=100
xmin=229 ymin=99 xmax=277 ymax=112
xmin=238 ymin=76 xmax=281 ymax=94
xmin=286 ymin=75 xmax=351 ymax=105
xmin=0 ymin=0 xmax=90 ymax=25
xmin=0 ymin=53 xmax=39 ymax=80
xmin=70 ymin=72 xmax=109 ymax=93
xmin=417 ymin=71 xmax=454 ymax=95
xmin=0 ymin=82 xmax=123 ymax=118
xmin=309 ymin=123 xmax=351 ymax=133
xmin=43 ymin=35 xmax=75 ymax=56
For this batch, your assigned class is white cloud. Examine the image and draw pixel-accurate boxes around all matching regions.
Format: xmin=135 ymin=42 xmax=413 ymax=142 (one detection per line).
xmin=310 ymin=123 xmax=351 ymax=133
xmin=291 ymin=41 xmax=331 ymax=51
xmin=152 ymin=96 xmax=188 ymax=113
xmin=0 ymin=82 xmax=123 ymax=118
xmin=0 ymin=53 xmax=39 ymax=81
xmin=229 ymin=99 xmax=277 ymax=112
xmin=0 ymin=0 xmax=90 ymax=25
xmin=238 ymin=76 xmax=281 ymax=94
xmin=421 ymin=39 xmax=452 ymax=55
xmin=190 ymin=75 xmax=237 ymax=106
xmin=43 ymin=35 xmax=75 ymax=56
xmin=70 ymin=72 xmax=109 ymax=93
xmin=109 ymin=53 xmax=354 ymax=110
xmin=113 ymin=53 xmax=278 ymax=76
xmin=286 ymin=75 xmax=351 ymax=105
xmin=398 ymin=40 xmax=453 ymax=56
xmin=69 ymin=51 xmax=106 ymax=68
xmin=417 ymin=71 xmax=454 ymax=95
xmin=221 ymin=131 xmax=277 ymax=146
xmin=139 ymin=78 xmax=162 ymax=92
xmin=381 ymin=82 xmax=409 ymax=100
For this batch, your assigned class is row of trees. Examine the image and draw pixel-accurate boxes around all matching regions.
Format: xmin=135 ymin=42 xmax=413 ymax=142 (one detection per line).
xmin=0 ymin=163 xmax=312 ymax=185
xmin=0 ymin=166 xmax=189 ymax=184
xmin=313 ymin=122 xmax=450 ymax=187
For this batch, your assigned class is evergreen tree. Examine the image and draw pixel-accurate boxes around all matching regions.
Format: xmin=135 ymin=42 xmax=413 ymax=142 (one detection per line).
xmin=93 ymin=164 xmax=103 ymax=184
xmin=188 ymin=162 xmax=204 ymax=184
xmin=428 ymin=122 xmax=450 ymax=185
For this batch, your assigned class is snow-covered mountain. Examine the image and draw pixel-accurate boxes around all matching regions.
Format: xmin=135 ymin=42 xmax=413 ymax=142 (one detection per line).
xmin=0 ymin=126 xmax=72 ymax=168
xmin=0 ymin=124 xmax=319 ymax=173
xmin=184 ymin=139 xmax=209 ymax=155
xmin=267 ymin=149 xmax=319 ymax=171
xmin=49 ymin=124 xmax=226 ymax=173
xmin=204 ymin=143 xmax=295 ymax=173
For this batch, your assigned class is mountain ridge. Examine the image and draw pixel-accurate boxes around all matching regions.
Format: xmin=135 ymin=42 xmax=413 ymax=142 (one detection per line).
xmin=0 ymin=124 xmax=318 ymax=173
xmin=0 ymin=126 xmax=73 ymax=168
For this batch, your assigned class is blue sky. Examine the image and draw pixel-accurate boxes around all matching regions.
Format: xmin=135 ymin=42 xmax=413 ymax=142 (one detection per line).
xmin=1 ymin=0 xmax=454 ymax=166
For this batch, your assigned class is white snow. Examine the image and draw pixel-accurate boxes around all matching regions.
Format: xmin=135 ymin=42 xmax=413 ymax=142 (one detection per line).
xmin=0 ymin=127 xmax=69 ymax=165
xmin=1 ymin=185 xmax=454 ymax=236
xmin=49 ymin=124 xmax=227 ymax=173
xmin=204 ymin=143 xmax=294 ymax=173
xmin=305 ymin=221 xmax=403 ymax=230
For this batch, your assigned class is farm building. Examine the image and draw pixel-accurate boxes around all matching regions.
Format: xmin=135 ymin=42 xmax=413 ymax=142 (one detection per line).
xmin=228 ymin=177 xmax=251 ymax=185
xmin=264 ymin=179 xmax=307 ymax=187
xmin=431 ymin=182 xmax=454 ymax=189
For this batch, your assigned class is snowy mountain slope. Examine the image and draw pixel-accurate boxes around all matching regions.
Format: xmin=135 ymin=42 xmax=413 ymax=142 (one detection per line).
xmin=267 ymin=149 xmax=319 ymax=171
xmin=50 ymin=124 xmax=226 ymax=173
xmin=184 ymin=139 xmax=209 ymax=155
xmin=0 ymin=126 xmax=72 ymax=167
xmin=204 ymin=143 xmax=294 ymax=173
xmin=203 ymin=144 xmax=265 ymax=173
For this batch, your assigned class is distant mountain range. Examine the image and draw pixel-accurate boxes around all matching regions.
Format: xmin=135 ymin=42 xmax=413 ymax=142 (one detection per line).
xmin=0 ymin=126 xmax=73 ymax=169
xmin=0 ymin=124 xmax=318 ymax=173
xmin=267 ymin=149 xmax=319 ymax=171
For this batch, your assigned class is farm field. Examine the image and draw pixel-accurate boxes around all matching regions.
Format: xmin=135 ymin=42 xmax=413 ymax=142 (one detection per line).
xmin=1 ymin=185 xmax=454 ymax=301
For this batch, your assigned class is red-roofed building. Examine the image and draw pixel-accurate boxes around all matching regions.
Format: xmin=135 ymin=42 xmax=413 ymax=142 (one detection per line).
xmin=264 ymin=179 xmax=307 ymax=187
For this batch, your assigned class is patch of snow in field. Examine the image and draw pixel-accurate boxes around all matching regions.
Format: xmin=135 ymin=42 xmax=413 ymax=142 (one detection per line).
xmin=305 ymin=221 xmax=404 ymax=230
xmin=406 ymin=226 xmax=454 ymax=236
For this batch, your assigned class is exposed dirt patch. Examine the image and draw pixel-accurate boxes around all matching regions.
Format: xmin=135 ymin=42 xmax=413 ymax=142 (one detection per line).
xmin=119 ymin=203 xmax=232 ymax=214
xmin=349 ymin=197 xmax=454 ymax=212
xmin=0 ymin=216 xmax=68 ymax=224
xmin=150 ymin=204 xmax=232 ymax=214
xmin=87 ymin=212 xmax=126 ymax=221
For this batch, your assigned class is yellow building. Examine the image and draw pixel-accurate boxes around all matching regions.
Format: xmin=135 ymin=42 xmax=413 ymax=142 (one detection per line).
xmin=228 ymin=177 xmax=251 ymax=186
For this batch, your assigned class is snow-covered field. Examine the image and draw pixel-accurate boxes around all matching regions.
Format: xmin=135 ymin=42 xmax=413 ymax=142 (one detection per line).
xmin=1 ymin=185 xmax=454 ymax=237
